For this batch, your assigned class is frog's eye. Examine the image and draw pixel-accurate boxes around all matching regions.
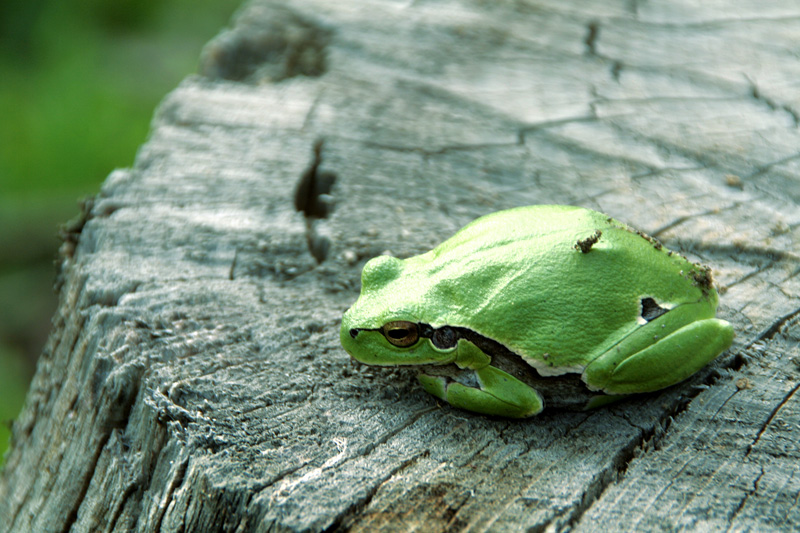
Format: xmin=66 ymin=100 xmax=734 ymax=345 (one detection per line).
xmin=381 ymin=321 xmax=419 ymax=347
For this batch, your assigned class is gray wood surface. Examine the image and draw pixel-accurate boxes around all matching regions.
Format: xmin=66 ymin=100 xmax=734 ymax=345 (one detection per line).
xmin=2 ymin=1 xmax=799 ymax=531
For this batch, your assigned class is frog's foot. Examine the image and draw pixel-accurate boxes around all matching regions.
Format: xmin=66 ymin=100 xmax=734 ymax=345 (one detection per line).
xmin=417 ymin=365 xmax=543 ymax=418
xmin=583 ymin=302 xmax=735 ymax=395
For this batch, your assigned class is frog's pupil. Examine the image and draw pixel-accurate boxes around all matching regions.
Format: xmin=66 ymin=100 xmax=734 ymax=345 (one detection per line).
xmin=389 ymin=329 xmax=407 ymax=338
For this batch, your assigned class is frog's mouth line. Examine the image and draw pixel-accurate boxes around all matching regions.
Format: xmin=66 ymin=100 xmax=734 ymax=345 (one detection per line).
xmin=350 ymin=323 xmax=600 ymax=407
xmin=351 ymin=296 xmax=671 ymax=354
xmin=350 ymin=322 xmax=519 ymax=359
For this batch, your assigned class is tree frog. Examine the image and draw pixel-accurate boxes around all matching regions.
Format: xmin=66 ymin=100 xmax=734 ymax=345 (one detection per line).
xmin=340 ymin=205 xmax=734 ymax=418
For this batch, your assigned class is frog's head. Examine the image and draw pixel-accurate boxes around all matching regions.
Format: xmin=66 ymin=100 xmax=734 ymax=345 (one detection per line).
xmin=340 ymin=254 xmax=457 ymax=366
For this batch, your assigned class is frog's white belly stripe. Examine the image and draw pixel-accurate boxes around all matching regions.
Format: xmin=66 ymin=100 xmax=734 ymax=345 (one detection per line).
xmin=523 ymin=357 xmax=586 ymax=377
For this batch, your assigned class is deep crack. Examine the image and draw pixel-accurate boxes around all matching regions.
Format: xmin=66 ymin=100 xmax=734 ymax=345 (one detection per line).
xmin=584 ymin=21 xmax=600 ymax=56
xmin=295 ymin=139 xmax=337 ymax=263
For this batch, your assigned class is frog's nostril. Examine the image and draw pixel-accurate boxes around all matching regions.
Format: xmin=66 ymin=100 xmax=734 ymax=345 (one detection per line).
xmin=349 ymin=328 xmax=359 ymax=338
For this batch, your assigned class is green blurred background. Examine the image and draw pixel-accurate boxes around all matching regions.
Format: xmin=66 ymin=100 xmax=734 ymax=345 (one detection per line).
xmin=0 ymin=0 xmax=240 ymax=466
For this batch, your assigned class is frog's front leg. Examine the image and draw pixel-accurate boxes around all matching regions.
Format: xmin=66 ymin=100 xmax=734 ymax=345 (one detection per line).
xmin=417 ymin=339 xmax=544 ymax=418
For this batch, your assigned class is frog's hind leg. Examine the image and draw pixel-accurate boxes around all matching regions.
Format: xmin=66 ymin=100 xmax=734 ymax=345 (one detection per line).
xmin=582 ymin=301 xmax=734 ymax=395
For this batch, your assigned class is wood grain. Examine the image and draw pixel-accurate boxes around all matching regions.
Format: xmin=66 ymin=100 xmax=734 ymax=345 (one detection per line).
xmin=1 ymin=1 xmax=798 ymax=531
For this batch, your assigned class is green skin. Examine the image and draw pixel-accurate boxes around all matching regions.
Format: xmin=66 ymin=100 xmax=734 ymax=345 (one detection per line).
xmin=340 ymin=205 xmax=735 ymax=418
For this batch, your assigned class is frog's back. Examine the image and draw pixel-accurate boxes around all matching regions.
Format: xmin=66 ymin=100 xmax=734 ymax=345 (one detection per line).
xmin=415 ymin=205 xmax=715 ymax=374
xmin=430 ymin=205 xmax=598 ymax=259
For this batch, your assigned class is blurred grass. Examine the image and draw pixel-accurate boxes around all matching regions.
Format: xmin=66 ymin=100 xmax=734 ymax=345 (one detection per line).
xmin=0 ymin=0 xmax=240 ymax=467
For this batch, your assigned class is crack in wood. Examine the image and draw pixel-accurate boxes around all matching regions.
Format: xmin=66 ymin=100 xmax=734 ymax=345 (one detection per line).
xmin=752 ymin=306 xmax=800 ymax=345
xmin=358 ymin=138 xmax=520 ymax=157
xmin=151 ymin=388 xmax=199 ymax=428
xmin=562 ymin=307 xmax=799 ymax=528
xmin=253 ymin=406 xmax=438 ymax=510
xmin=60 ymin=433 xmax=112 ymax=533
xmin=745 ymin=381 xmax=800 ymax=459
xmin=602 ymin=117 xmax=742 ymax=176
xmin=624 ymin=409 xmax=726 ymax=530
xmin=771 ymin=282 xmax=800 ymax=302
xmin=555 ymin=416 xmax=665 ymax=531
xmin=584 ymin=21 xmax=600 ymax=57
xmin=610 ymin=60 xmax=623 ymax=81
xmin=517 ymin=115 xmax=598 ymax=136
xmin=179 ymin=483 xmax=196 ymax=532
xmin=648 ymin=203 xmax=741 ymax=239
xmin=748 ymin=80 xmax=800 ymax=127
xmin=660 ymin=240 xmax=799 ymax=265
xmin=724 ymin=262 xmax=777 ymax=291
xmin=295 ymin=139 xmax=336 ymax=263
xmin=324 ymin=449 xmax=432 ymax=532
xmin=726 ymin=465 xmax=765 ymax=529
xmin=744 ymin=151 xmax=800 ymax=180
xmin=327 ymin=419 xmax=486 ymax=530
xmin=107 ymin=471 xmax=141 ymax=533
xmin=151 ymin=452 xmax=190 ymax=533
xmin=571 ymin=308 xmax=796 ymax=529
xmin=629 ymin=166 xmax=706 ymax=180
xmin=782 ymin=263 xmax=800 ymax=281
xmin=229 ymin=248 xmax=239 ymax=281
xmin=355 ymin=407 xmax=438 ymax=457
xmin=251 ymin=459 xmax=319 ymax=494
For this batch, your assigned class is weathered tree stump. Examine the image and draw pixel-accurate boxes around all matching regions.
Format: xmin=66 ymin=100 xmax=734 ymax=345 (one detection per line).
xmin=2 ymin=1 xmax=799 ymax=531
